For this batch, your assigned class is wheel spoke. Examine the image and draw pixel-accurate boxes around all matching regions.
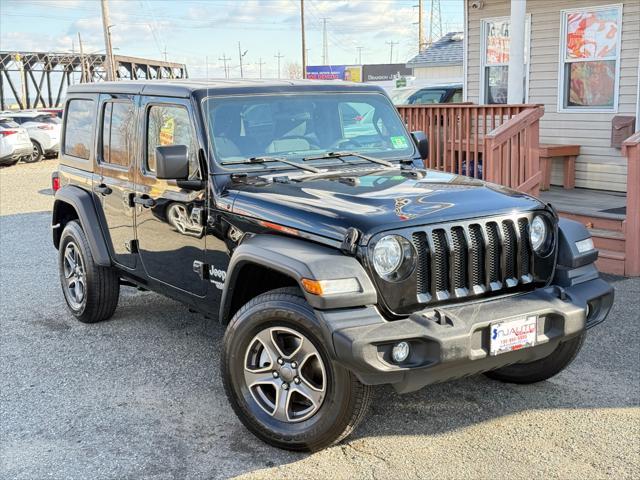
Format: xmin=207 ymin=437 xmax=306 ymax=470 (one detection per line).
xmin=291 ymin=338 xmax=317 ymax=365
xmin=292 ymin=381 xmax=324 ymax=410
xmin=64 ymin=250 xmax=76 ymax=271
xmin=272 ymin=387 xmax=291 ymax=422
xmin=244 ymin=368 xmax=278 ymax=388
xmin=255 ymin=329 xmax=285 ymax=363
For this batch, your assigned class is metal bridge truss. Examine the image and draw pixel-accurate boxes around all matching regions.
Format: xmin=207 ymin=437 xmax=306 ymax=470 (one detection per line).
xmin=0 ymin=51 xmax=188 ymax=110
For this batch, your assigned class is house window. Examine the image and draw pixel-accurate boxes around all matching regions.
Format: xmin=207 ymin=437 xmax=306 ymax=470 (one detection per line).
xmin=480 ymin=17 xmax=530 ymax=104
xmin=559 ymin=5 xmax=622 ymax=112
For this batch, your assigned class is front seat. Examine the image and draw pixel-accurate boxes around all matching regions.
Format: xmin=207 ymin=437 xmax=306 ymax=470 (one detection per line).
xmin=212 ymin=105 xmax=243 ymax=159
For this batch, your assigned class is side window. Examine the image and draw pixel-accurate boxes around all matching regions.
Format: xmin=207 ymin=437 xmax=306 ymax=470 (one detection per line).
xmin=101 ymin=101 xmax=134 ymax=167
xmin=339 ymin=102 xmax=377 ymax=138
xmin=147 ymin=104 xmax=198 ymax=176
xmin=64 ymin=99 xmax=94 ymax=160
xmin=448 ymin=89 xmax=463 ymax=103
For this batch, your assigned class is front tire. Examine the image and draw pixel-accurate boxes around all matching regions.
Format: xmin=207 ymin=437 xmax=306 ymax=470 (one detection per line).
xmin=484 ymin=332 xmax=585 ymax=384
xmin=221 ymin=288 xmax=372 ymax=451
xmin=58 ymin=220 xmax=120 ymax=323
xmin=24 ymin=140 xmax=42 ymax=163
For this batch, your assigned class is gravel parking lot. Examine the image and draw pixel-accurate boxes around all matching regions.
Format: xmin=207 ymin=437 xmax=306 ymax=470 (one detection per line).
xmin=1 ymin=161 xmax=639 ymax=479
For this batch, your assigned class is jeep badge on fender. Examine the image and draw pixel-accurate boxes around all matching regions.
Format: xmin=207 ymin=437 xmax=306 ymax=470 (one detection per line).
xmin=51 ymin=79 xmax=614 ymax=451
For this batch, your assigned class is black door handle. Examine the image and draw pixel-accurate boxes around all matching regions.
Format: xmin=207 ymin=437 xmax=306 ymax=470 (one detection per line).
xmin=132 ymin=195 xmax=156 ymax=208
xmin=95 ymin=184 xmax=112 ymax=195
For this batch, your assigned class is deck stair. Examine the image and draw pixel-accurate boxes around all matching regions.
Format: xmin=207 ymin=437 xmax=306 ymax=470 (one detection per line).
xmin=552 ymin=210 xmax=626 ymax=276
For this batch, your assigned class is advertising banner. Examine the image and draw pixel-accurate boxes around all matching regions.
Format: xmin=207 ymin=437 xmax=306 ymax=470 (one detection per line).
xmin=362 ymin=64 xmax=412 ymax=82
xmin=305 ymin=65 xmax=345 ymax=80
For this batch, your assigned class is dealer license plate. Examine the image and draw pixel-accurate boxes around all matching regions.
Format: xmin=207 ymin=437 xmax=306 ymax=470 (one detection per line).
xmin=490 ymin=316 xmax=537 ymax=356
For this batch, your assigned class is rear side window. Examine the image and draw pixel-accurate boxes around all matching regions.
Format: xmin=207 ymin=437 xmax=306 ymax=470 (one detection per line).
xmin=64 ymin=99 xmax=94 ymax=160
xmin=101 ymin=101 xmax=135 ymax=167
xmin=146 ymin=104 xmax=198 ymax=175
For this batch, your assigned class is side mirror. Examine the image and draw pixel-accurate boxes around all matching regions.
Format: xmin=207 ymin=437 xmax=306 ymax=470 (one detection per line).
xmin=156 ymin=145 xmax=189 ymax=180
xmin=411 ymin=131 xmax=429 ymax=160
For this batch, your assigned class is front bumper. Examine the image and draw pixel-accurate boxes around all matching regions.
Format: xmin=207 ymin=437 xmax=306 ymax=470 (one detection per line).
xmin=316 ymin=277 xmax=613 ymax=393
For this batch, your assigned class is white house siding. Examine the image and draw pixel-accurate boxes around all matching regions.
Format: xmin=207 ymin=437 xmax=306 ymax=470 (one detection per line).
xmin=466 ymin=0 xmax=640 ymax=192
xmin=412 ymin=65 xmax=463 ymax=83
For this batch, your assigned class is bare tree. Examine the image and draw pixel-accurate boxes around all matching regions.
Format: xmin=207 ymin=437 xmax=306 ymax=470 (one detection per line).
xmin=285 ymin=61 xmax=303 ymax=79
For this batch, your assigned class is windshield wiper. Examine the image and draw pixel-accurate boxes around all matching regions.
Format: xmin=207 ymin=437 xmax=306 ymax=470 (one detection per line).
xmin=303 ymin=151 xmax=394 ymax=168
xmin=221 ymin=156 xmax=320 ymax=173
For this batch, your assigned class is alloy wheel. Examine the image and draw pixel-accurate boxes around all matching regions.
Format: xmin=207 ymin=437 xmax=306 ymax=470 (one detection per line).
xmin=244 ymin=326 xmax=327 ymax=423
xmin=62 ymin=241 xmax=86 ymax=309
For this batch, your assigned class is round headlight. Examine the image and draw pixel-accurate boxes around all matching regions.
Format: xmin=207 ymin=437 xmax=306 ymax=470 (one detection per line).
xmin=373 ymin=235 xmax=403 ymax=277
xmin=530 ymin=215 xmax=548 ymax=252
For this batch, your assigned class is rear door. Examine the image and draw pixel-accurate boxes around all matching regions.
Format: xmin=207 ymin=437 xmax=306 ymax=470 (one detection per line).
xmin=134 ymin=97 xmax=207 ymax=296
xmin=94 ymin=94 xmax=137 ymax=269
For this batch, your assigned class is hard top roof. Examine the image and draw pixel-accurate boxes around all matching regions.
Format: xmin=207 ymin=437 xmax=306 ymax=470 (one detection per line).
xmin=66 ymin=79 xmax=387 ymax=98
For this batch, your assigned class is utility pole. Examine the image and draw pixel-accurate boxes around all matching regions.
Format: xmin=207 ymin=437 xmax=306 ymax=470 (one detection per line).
xmin=238 ymin=42 xmax=247 ymax=78
xmin=100 ymin=0 xmax=115 ymax=81
xmin=356 ymin=46 xmax=364 ymax=65
xmin=321 ymin=17 xmax=329 ymax=65
xmin=163 ymin=46 xmax=168 ymax=62
xmin=219 ymin=54 xmax=231 ymax=79
xmin=427 ymin=0 xmax=443 ymax=47
xmin=256 ymin=57 xmax=266 ymax=78
xmin=300 ymin=0 xmax=306 ymax=78
xmin=274 ymin=51 xmax=284 ymax=79
xmin=418 ymin=0 xmax=426 ymax=52
xmin=78 ymin=32 xmax=86 ymax=83
xmin=386 ymin=41 xmax=399 ymax=64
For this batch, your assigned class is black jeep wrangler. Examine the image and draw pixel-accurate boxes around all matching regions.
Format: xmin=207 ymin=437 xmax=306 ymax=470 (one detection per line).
xmin=52 ymin=80 xmax=613 ymax=451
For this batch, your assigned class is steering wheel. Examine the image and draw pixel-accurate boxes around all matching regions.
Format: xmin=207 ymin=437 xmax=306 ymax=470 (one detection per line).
xmin=276 ymin=135 xmax=320 ymax=150
xmin=330 ymin=138 xmax=363 ymax=150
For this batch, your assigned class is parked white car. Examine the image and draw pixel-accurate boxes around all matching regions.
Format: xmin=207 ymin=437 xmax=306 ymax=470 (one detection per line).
xmin=5 ymin=111 xmax=61 ymax=162
xmin=0 ymin=118 xmax=33 ymax=166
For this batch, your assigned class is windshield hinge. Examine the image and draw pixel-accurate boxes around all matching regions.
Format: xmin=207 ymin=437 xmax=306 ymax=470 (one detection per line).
xmin=340 ymin=227 xmax=360 ymax=256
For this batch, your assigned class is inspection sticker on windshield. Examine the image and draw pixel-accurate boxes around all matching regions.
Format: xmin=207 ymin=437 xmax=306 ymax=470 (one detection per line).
xmin=490 ymin=316 xmax=537 ymax=356
xmin=391 ymin=136 xmax=409 ymax=149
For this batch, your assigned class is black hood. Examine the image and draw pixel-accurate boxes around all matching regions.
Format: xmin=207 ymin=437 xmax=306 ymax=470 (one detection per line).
xmin=228 ymin=168 xmax=546 ymax=243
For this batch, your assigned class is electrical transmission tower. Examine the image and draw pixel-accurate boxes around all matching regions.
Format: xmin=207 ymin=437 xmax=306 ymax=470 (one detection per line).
xmin=321 ymin=18 xmax=329 ymax=65
xmin=427 ymin=0 xmax=443 ymax=47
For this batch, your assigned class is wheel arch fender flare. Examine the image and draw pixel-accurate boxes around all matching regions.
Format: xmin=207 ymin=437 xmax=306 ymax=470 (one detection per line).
xmin=52 ymin=185 xmax=112 ymax=266
xmin=219 ymin=234 xmax=377 ymax=322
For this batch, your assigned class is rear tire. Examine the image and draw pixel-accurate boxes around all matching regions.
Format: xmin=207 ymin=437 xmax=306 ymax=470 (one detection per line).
xmin=24 ymin=140 xmax=42 ymax=163
xmin=221 ymin=287 xmax=372 ymax=451
xmin=484 ymin=332 xmax=585 ymax=384
xmin=58 ymin=220 xmax=120 ymax=323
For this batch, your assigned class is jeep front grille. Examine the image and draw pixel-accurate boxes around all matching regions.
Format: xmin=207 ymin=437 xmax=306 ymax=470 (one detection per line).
xmin=411 ymin=216 xmax=534 ymax=303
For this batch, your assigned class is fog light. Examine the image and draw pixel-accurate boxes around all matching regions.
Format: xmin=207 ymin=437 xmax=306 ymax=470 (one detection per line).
xmin=392 ymin=341 xmax=410 ymax=363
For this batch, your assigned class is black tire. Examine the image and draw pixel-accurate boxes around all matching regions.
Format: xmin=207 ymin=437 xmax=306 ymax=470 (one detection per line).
xmin=484 ymin=332 xmax=585 ymax=384
xmin=58 ymin=220 xmax=120 ymax=323
xmin=221 ymin=287 xmax=372 ymax=451
xmin=23 ymin=140 xmax=42 ymax=163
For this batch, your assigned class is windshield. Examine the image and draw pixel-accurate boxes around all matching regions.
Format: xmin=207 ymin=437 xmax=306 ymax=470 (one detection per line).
xmin=202 ymin=93 xmax=414 ymax=170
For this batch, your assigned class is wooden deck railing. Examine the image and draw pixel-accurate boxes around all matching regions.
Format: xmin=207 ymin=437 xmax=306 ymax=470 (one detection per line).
xmin=622 ymin=131 xmax=640 ymax=277
xmin=484 ymin=107 xmax=544 ymax=195
xmin=397 ymin=104 xmax=543 ymax=195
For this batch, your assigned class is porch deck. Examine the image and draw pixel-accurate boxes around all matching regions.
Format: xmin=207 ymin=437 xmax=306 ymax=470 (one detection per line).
xmin=540 ymin=187 xmax=626 ymax=221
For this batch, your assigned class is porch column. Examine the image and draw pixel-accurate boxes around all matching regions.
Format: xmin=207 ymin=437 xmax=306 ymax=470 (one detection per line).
xmin=507 ymin=0 xmax=526 ymax=104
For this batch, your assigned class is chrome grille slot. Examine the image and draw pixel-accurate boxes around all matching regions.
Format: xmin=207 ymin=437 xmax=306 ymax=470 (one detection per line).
xmin=502 ymin=220 xmax=518 ymax=287
xmin=451 ymin=226 xmax=468 ymax=296
xmin=408 ymin=214 xmax=536 ymax=305
xmin=412 ymin=232 xmax=431 ymax=302
xmin=431 ymin=229 xmax=450 ymax=300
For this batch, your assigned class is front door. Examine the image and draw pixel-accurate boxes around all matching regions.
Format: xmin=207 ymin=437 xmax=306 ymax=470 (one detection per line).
xmin=94 ymin=94 xmax=137 ymax=269
xmin=134 ymin=97 xmax=207 ymax=296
